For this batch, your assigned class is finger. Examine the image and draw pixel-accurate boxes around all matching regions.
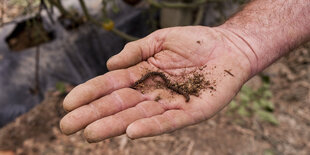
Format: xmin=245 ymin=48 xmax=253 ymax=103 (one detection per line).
xmin=126 ymin=109 xmax=195 ymax=139
xmin=60 ymin=88 xmax=146 ymax=135
xmin=63 ymin=65 xmax=143 ymax=112
xmin=106 ymin=30 xmax=166 ymax=71
xmin=84 ymin=101 xmax=166 ymax=142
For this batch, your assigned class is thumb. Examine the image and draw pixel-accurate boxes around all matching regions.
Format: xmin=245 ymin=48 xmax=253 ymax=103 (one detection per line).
xmin=106 ymin=30 xmax=166 ymax=71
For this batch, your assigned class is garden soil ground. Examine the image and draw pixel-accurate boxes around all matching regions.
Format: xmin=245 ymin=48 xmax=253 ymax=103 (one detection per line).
xmin=0 ymin=43 xmax=309 ymax=155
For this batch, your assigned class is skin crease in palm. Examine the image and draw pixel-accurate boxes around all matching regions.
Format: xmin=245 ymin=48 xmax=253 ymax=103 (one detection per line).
xmin=59 ymin=0 xmax=310 ymax=143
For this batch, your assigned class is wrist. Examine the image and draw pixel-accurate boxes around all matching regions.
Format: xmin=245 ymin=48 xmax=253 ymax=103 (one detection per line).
xmin=214 ymin=26 xmax=259 ymax=78
xmin=217 ymin=0 xmax=310 ymax=76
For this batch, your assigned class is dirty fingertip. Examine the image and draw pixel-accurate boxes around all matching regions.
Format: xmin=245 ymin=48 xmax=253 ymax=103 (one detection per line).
xmin=83 ymin=127 xmax=101 ymax=143
xmin=126 ymin=123 xmax=141 ymax=139
xmin=59 ymin=118 xmax=73 ymax=135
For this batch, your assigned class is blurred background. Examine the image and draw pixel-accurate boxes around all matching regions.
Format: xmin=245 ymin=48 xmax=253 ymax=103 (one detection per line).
xmin=0 ymin=0 xmax=309 ymax=154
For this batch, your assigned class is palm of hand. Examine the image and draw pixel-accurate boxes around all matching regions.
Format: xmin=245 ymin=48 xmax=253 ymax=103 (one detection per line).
xmin=60 ymin=26 xmax=252 ymax=142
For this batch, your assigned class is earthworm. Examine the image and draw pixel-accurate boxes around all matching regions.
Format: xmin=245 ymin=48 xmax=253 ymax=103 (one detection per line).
xmin=131 ymin=72 xmax=190 ymax=102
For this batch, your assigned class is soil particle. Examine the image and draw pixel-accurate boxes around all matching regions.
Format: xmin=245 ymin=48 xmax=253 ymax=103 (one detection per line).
xmin=199 ymin=65 xmax=207 ymax=71
xmin=5 ymin=17 xmax=55 ymax=51
xmin=155 ymin=96 xmax=161 ymax=102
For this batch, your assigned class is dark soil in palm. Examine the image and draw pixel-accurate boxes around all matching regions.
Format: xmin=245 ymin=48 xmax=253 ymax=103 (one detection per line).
xmin=131 ymin=71 xmax=213 ymax=102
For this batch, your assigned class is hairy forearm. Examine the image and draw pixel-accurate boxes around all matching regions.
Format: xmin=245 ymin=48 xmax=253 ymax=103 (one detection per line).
xmin=219 ymin=0 xmax=310 ymax=75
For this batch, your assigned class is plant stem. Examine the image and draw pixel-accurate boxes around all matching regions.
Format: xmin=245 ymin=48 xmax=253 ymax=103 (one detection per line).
xmin=78 ymin=0 xmax=91 ymax=21
xmin=47 ymin=0 xmax=68 ymax=16
xmin=111 ymin=28 xmax=139 ymax=41
xmin=40 ymin=0 xmax=55 ymax=24
xmin=193 ymin=6 xmax=205 ymax=25
xmin=34 ymin=46 xmax=41 ymax=95
xmin=78 ymin=0 xmax=139 ymax=41
xmin=147 ymin=0 xmax=206 ymax=9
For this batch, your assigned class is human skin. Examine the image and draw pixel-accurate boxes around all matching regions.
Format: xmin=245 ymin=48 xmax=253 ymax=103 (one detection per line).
xmin=59 ymin=0 xmax=310 ymax=142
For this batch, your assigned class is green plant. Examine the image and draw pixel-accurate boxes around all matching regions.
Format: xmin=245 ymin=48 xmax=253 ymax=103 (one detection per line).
xmin=228 ymin=75 xmax=279 ymax=125
xmin=55 ymin=82 xmax=67 ymax=94
xmin=263 ymin=149 xmax=275 ymax=155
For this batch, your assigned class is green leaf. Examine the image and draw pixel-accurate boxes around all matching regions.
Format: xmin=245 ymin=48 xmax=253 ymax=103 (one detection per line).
xmin=241 ymin=85 xmax=253 ymax=96
xmin=257 ymin=110 xmax=279 ymax=125
xmin=56 ymin=82 xmax=66 ymax=94
xmin=240 ymin=93 xmax=251 ymax=103
xmin=252 ymin=101 xmax=261 ymax=111
xmin=259 ymin=100 xmax=274 ymax=111
xmin=263 ymin=90 xmax=272 ymax=98
xmin=263 ymin=149 xmax=275 ymax=155
xmin=257 ymin=87 xmax=265 ymax=96
xmin=229 ymin=100 xmax=238 ymax=110
xmin=237 ymin=106 xmax=250 ymax=117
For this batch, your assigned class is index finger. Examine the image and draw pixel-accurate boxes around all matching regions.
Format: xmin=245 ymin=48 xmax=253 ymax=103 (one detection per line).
xmin=63 ymin=62 xmax=148 ymax=112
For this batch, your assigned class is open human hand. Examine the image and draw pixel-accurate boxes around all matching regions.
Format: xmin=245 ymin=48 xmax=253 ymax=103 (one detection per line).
xmin=60 ymin=26 xmax=257 ymax=142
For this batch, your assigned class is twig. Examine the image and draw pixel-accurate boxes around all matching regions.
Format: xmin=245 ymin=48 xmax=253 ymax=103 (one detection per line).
xmin=78 ymin=0 xmax=139 ymax=41
xmin=47 ymin=0 xmax=80 ymax=24
xmin=224 ymin=69 xmax=234 ymax=77
xmin=147 ymin=0 xmax=207 ymax=9
xmin=78 ymin=0 xmax=91 ymax=21
xmin=31 ymin=17 xmax=49 ymax=42
xmin=186 ymin=141 xmax=195 ymax=155
xmin=34 ymin=46 xmax=41 ymax=95
xmin=40 ymin=0 xmax=55 ymax=24
xmin=193 ymin=6 xmax=205 ymax=25
xmin=47 ymin=0 xmax=68 ymax=16
xmin=111 ymin=28 xmax=139 ymax=41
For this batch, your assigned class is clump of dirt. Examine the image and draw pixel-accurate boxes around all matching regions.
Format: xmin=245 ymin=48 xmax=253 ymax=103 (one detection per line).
xmin=154 ymin=95 xmax=161 ymax=102
xmin=131 ymin=71 xmax=213 ymax=102
xmin=5 ymin=16 xmax=55 ymax=51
